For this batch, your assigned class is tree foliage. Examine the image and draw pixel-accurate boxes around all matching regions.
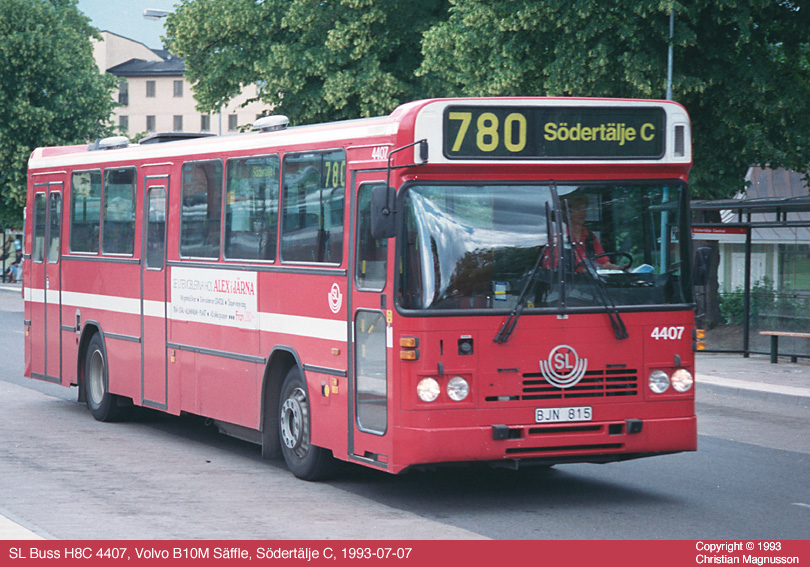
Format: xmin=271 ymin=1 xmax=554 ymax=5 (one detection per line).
xmin=165 ymin=0 xmax=810 ymax=200
xmin=0 ymin=0 xmax=117 ymax=218
xmin=165 ymin=0 xmax=448 ymax=125
xmin=419 ymin=0 xmax=810 ymax=199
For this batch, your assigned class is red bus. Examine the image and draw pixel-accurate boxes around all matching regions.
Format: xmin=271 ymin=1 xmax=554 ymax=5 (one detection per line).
xmin=24 ymin=97 xmax=697 ymax=480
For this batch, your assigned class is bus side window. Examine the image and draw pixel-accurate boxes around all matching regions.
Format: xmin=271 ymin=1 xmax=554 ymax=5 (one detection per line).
xmin=70 ymin=170 xmax=102 ymax=253
xmin=280 ymin=149 xmax=345 ymax=264
xmin=102 ymin=167 xmax=136 ymax=255
xmin=225 ymin=155 xmax=279 ymax=261
xmin=180 ymin=160 xmax=223 ymax=259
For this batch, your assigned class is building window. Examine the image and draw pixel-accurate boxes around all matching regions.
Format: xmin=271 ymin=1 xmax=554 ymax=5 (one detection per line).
xmin=173 ymin=80 xmax=183 ymax=98
xmin=118 ymin=80 xmax=129 ymax=106
xmin=173 ymin=115 xmax=183 ymax=132
xmin=146 ymin=80 xmax=156 ymax=98
xmin=119 ymin=115 xmax=129 ymax=132
xmin=146 ymin=115 xmax=156 ymax=132
xmin=201 ymin=114 xmax=210 ymax=132
xmin=228 ymin=114 xmax=238 ymax=131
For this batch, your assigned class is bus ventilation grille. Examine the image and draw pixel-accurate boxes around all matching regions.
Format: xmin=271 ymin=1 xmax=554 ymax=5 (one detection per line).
xmin=519 ymin=368 xmax=639 ymax=400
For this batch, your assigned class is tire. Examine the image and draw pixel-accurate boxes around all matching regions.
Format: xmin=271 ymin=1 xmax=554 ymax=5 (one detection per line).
xmin=278 ymin=366 xmax=335 ymax=480
xmin=84 ymin=333 xmax=127 ymax=422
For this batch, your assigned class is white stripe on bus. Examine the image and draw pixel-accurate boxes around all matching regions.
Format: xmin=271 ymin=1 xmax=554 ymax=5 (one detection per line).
xmin=24 ymin=288 xmax=346 ymax=342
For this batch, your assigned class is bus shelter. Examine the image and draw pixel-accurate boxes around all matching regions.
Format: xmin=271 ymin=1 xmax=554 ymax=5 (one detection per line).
xmin=691 ymin=196 xmax=810 ymax=360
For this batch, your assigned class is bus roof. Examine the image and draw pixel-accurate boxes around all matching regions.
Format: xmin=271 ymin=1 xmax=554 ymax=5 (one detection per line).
xmin=28 ymin=97 xmax=691 ymax=171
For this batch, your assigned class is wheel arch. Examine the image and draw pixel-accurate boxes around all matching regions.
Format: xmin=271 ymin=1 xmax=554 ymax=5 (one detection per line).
xmin=260 ymin=346 xmax=304 ymax=459
xmin=76 ymin=321 xmax=104 ymax=403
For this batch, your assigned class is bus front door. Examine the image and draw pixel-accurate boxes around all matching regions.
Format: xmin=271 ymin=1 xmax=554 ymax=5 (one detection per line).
xmin=348 ymin=176 xmax=392 ymax=470
xmin=141 ymin=176 xmax=169 ymax=409
xmin=29 ymin=181 xmax=63 ymax=383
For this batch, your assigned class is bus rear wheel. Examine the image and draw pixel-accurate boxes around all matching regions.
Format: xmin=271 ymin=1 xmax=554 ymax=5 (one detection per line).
xmin=84 ymin=333 xmax=127 ymax=422
xmin=279 ymin=367 xmax=335 ymax=480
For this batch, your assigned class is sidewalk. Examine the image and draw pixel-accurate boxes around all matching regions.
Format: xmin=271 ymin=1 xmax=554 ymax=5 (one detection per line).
xmin=0 ymin=511 xmax=43 ymax=540
xmin=0 ymin=281 xmax=21 ymax=293
xmin=696 ymin=351 xmax=809 ymax=405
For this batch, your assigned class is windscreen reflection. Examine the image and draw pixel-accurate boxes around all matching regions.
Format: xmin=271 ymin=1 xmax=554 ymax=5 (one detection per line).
xmin=398 ymin=183 xmax=690 ymax=311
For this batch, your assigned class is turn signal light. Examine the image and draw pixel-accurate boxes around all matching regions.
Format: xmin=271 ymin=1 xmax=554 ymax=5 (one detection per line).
xmin=400 ymin=336 xmax=420 ymax=361
xmin=400 ymin=349 xmax=419 ymax=361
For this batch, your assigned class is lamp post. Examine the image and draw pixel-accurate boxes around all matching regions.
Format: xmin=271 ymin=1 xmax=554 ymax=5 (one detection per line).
xmin=666 ymin=11 xmax=674 ymax=100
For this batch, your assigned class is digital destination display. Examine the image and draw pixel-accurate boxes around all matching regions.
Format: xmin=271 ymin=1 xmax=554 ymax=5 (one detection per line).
xmin=443 ymin=105 xmax=666 ymax=160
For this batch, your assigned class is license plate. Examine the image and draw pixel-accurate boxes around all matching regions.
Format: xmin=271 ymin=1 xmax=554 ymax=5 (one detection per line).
xmin=535 ymin=406 xmax=593 ymax=423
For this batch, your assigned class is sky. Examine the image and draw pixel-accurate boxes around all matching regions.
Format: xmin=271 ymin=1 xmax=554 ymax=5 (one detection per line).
xmin=77 ymin=0 xmax=178 ymax=49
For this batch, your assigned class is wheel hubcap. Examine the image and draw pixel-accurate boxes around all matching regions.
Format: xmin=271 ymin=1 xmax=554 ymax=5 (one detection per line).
xmin=280 ymin=387 xmax=310 ymax=457
xmin=88 ymin=350 xmax=105 ymax=406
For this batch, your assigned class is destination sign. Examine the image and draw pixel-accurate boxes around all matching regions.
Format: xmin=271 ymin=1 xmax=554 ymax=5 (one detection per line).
xmin=443 ymin=105 xmax=666 ymax=160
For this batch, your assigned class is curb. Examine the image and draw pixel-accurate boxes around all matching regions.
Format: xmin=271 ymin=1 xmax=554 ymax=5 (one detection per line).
xmin=697 ymin=376 xmax=810 ymax=406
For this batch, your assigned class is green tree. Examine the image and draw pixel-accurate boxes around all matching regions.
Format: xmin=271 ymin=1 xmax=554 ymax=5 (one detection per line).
xmin=0 ymin=0 xmax=117 ymax=218
xmin=165 ymin=0 xmax=448 ymax=125
xmin=419 ymin=0 xmax=810 ymax=199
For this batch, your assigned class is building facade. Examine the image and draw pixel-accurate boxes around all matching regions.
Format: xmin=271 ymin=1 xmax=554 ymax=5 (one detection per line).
xmin=93 ymin=31 xmax=271 ymax=139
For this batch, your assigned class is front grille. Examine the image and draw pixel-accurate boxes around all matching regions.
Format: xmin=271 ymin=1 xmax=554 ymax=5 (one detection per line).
xmin=485 ymin=368 xmax=639 ymax=403
xmin=521 ymin=368 xmax=639 ymax=400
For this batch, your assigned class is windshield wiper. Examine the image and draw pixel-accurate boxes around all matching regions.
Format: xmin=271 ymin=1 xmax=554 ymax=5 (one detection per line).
xmin=494 ymin=201 xmax=553 ymax=344
xmin=575 ymin=256 xmax=629 ymax=340
xmin=562 ymin=197 xmax=628 ymax=340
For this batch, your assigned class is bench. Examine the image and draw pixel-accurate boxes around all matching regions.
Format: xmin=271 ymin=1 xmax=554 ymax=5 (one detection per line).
xmin=759 ymin=331 xmax=810 ymax=363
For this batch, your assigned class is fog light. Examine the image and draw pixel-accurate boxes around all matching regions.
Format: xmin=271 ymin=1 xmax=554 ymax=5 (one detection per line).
xmin=417 ymin=378 xmax=440 ymax=402
xmin=649 ymin=370 xmax=670 ymax=394
xmin=672 ymin=369 xmax=694 ymax=392
xmin=447 ymin=376 xmax=469 ymax=401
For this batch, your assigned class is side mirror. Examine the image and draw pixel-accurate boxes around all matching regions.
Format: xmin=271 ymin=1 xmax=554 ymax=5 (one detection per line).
xmin=693 ymin=246 xmax=711 ymax=287
xmin=370 ymin=185 xmax=397 ymax=239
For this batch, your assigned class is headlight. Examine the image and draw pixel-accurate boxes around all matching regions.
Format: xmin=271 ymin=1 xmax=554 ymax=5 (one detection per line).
xmin=417 ymin=378 xmax=440 ymax=402
xmin=447 ymin=376 xmax=470 ymax=401
xmin=671 ymin=369 xmax=694 ymax=392
xmin=648 ymin=370 xmax=670 ymax=394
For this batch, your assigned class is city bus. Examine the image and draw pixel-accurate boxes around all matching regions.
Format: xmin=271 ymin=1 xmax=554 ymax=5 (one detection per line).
xmin=24 ymin=97 xmax=697 ymax=480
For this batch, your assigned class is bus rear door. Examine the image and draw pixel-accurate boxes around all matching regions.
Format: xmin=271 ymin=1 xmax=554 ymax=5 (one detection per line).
xmin=29 ymin=179 xmax=63 ymax=383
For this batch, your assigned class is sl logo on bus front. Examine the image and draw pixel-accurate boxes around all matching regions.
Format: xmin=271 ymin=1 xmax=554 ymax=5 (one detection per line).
xmin=539 ymin=345 xmax=588 ymax=389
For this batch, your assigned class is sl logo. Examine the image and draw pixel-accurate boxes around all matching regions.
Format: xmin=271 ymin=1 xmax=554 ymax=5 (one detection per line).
xmin=539 ymin=345 xmax=588 ymax=389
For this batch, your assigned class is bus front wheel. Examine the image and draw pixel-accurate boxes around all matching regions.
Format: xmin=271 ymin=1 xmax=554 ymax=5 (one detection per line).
xmin=84 ymin=333 xmax=127 ymax=422
xmin=278 ymin=367 xmax=335 ymax=480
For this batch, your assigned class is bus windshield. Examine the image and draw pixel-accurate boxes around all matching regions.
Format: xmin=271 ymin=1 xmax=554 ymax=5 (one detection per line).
xmin=398 ymin=183 xmax=691 ymax=312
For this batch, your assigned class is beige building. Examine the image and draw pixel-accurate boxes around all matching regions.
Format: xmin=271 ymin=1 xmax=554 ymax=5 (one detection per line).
xmin=92 ymin=31 xmax=271 ymax=138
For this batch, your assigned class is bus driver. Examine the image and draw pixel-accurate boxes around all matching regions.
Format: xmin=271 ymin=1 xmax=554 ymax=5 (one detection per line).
xmin=558 ymin=191 xmax=627 ymax=272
